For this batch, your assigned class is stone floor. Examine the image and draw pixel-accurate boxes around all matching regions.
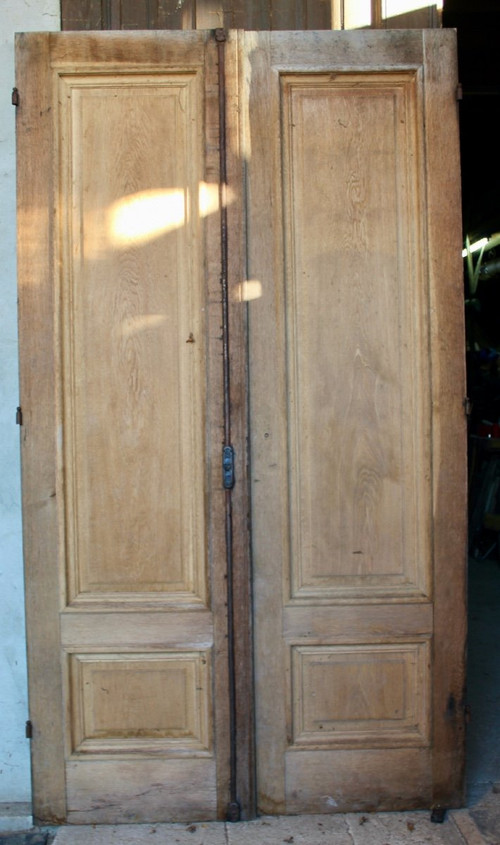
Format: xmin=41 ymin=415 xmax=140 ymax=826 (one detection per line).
xmin=44 ymin=810 xmax=488 ymax=845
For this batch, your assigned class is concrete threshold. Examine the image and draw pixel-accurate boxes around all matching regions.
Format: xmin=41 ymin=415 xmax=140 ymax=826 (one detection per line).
xmin=0 ymin=804 xmax=33 ymax=834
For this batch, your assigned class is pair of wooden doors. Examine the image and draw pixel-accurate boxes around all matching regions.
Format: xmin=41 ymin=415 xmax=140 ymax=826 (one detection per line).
xmin=16 ymin=28 xmax=467 ymax=825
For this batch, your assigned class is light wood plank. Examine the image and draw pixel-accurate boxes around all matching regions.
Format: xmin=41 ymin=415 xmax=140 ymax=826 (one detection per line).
xmin=17 ymin=30 xmax=232 ymax=823
xmin=283 ymin=604 xmax=432 ymax=641
xmin=61 ymin=610 xmax=214 ymax=648
xmin=225 ymin=30 xmax=255 ymax=818
xmin=286 ymin=749 xmax=431 ymax=814
xmin=66 ymin=759 xmax=217 ymax=823
xmin=423 ymin=28 xmax=467 ymax=809
xmin=245 ymin=30 xmax=289 ymax=815
xmin=202 ymin=31 xmax=232 ymax=818
xmin=16 ymin=31 xmax=67 ymax=825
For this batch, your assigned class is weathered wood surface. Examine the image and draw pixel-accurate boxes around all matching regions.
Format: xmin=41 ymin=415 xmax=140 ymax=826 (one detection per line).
xmin=16 ymin=31 xmax=67 ymax=825
xmin=245 ymin=29 xmax=466 ymax=814
xmin=17 ymin=27 xmax=464 ymax=824
xmin=16 ymin=30 xmax=233 ymax=823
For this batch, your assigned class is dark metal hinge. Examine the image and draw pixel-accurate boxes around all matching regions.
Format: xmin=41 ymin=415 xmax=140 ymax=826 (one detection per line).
xmin=226 ymin=800 xmax=241 ymax=822
xmin=431 ymin=806 xmax=447 ymax=824
xmin=464 ymin=397 xmax=472 ymax=418
xmin=16 ymin=406 xmax=23 ymax=426
xmin=456 ymin=83 xmax=463 ymax=101
xmin=12 ymin=87 xmax=19 ymax=106
xmin=223 ymin=445 xmax=235 ymax=490
xmin=214 ymin=27 xmax=226 ymax=42
xmin=25 ymin=720 xmax=33 ymax=739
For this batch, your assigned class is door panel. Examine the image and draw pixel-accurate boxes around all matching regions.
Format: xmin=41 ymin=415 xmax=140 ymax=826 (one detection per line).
xmin=61 ymin=71 xmax=206 ymax=605
xmin=281 ymin=69 xmax=430 ymax=601
xmin=244 ymin=30 xmax=466 ymax=814
xmin=16 ymin=31 xmax=231 ymax=823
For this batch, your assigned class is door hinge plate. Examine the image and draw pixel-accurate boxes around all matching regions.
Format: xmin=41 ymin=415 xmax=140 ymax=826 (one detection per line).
xmin=16 ymin=406 xmax=23 ymax=426
xmin=25 ymin=720 xmax=33 ymax=739
xmin=223 ymin=445 xmax=235 ymax=490
xmin=12 ymin=87 xmax=19 ymax=106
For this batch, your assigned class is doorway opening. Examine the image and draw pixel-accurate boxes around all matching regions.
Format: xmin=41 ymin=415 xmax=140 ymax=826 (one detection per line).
xmin=445 ymin=2 xmax=500 ymax=835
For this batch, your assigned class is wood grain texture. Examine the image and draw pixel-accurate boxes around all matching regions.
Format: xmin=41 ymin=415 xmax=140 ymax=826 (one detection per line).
xmin=17 ymin=28 xmax=465 ymax=822
xmin=291 ymin=642 xmax=430 ymax=747
xmin=286 ymin=748 xmax=431 ymax=814
xmin=423 ymin=28 xmax=467 ymax=809
xmin=69 ymin=651 xmax=212 ymax=752
xmin=61 ymin=610 xmax=214 ymax=648
xmin=281 ymin=70 xmax=430 ymax=602
xmin=246 ymin=29 xmax=465 ymax=815
xmin=15 ymin=31 xmax=67 ymax=825
xmin=201 ymin=32 xmax=232 ymax=819
xmin=224 ymin=30 xmax=255 ymax=819
xmin=244 ymin=30 xmax=289 ymax=814
xmin=16 ymin=30 xmax=231 ymax=823
xmin=60 ymin=70 xmax=207 ymax=606
xmin=66 ymin=758 xmax=217 ymax=822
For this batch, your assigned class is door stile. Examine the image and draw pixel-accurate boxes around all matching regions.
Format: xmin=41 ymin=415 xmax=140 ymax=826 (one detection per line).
xmin=220 ymin=30 xmax=255 ymax=820
xmin=202 ymin=31 xmax=232 ymax=820
xmin=423 ymin=29 xmax=468 ymax=807
xmin=16 ymin=32 xmax=67 ymax=824
xmin=199 ymin=29 xmax=254 ymax=819
xmin=243 ymin=31 xmax=290 ymax=812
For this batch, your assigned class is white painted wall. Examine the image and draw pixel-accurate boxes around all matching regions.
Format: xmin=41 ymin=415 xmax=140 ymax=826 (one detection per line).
xmin=0 ymin=0 xmax=60 ymax=805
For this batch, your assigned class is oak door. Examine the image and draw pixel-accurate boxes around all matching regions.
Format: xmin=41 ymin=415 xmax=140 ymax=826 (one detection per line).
xmin=16 ymin=29 xmax=466 ymax=824
xmin=15 ymin=30 xmax=241 ymax=824
xmin=245 ymin=30 xmax=467 ymax=814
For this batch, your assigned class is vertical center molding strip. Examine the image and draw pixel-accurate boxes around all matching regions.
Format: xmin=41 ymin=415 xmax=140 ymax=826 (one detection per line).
xmin=215 ymin=27 xmax=241 ymax=823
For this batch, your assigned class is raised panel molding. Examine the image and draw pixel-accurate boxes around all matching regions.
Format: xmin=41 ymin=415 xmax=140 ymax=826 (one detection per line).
xmin=291 ymin=642 xmax=430 ymax=748
xmin=69 ymin=651 xmax=212 ymax=755
xmin=281 ymin=73 xmax=431 ymax=602
xmin=57 ymin=71 xmax=208 ymax=606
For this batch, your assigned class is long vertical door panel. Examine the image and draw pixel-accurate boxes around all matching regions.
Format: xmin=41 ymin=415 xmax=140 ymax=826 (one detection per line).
xmin=245 ymin=30 xmax=466 ymax=814
xmin=16 ymin=31 xmax=231 ymax=824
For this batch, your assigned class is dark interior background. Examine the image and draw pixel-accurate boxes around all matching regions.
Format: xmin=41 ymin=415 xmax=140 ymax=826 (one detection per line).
xmin=443 ymin=1 xmax=500 ymax=564
xmin=443 ymin=0 xmax=500 ymax=245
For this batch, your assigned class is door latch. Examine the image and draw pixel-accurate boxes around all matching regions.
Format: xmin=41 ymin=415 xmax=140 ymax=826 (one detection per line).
xmin=223 ymin=445 xmax=235 ymax=490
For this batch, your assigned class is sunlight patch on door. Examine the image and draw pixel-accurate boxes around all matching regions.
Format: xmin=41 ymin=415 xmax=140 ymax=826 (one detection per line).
xmin=235 ymin=280 xmax=262 ymax=302
xmin=109 ymin=188 xmax=186 ymax=245
xmin=120 ymin=314 xmax=168 ymax=338
xmin=107 ymin=182 xmax=229 ymax=248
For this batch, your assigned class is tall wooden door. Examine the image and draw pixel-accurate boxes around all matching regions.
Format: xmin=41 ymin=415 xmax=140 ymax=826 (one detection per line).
xmin=16 ymin=29 xmax=466 ymax=824
xmin=15 ymin=30 xmax=246 ymax=824
xmin=245 ymin=30 xmax=467 ymax=814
